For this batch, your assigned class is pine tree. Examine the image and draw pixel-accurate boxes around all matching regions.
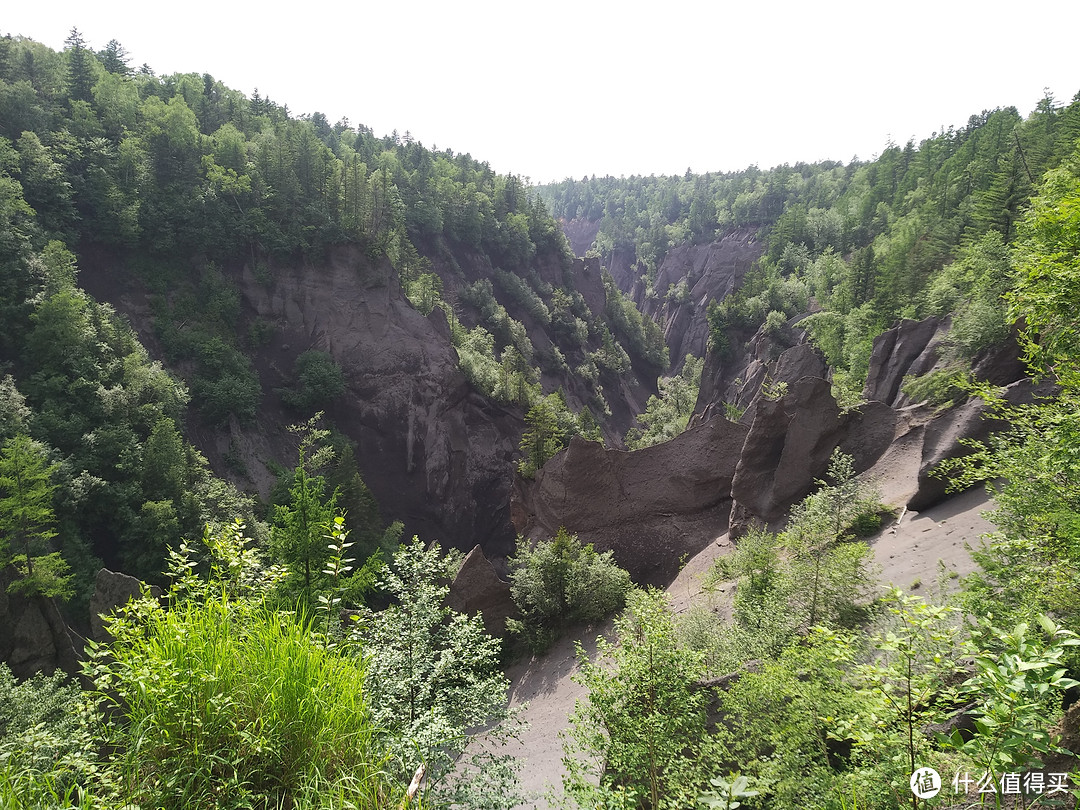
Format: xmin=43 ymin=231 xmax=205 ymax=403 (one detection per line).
xmin=271 ymin=416 xmax=338 ymax=601
xmin=0 ymin=434 xmax=72 ymax=598
xmin=64 ymin=27 xmax=94 ymax=104
xmin=518 ymin=395 xmax=565 ymax=478
xmin=97 ymin=39 xmax=130 ymax=75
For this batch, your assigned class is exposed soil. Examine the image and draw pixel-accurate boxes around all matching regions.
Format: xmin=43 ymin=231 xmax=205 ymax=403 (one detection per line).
xmin=501 ymin=481 xmax=995 ymax=807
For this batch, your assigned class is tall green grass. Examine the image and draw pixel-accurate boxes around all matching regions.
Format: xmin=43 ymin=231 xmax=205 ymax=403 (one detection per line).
xmin=94 ymin=594 xmax=388 ymax=809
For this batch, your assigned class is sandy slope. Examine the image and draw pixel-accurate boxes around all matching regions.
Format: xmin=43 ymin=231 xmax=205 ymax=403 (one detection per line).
xmin=501 ymin=486 xmax=996 ymax=807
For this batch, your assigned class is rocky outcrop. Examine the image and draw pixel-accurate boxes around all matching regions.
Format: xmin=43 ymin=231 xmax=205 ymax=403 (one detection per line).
xmin=0 ymin=567 xmax=81 ymax=679
xmin=583 ymin=228 xmax=762 ymax=369
xmin=559 ymin=218 xmax=602 ymax=258
xmin=729 ymin=376 xmax=846 ymax=529
xmin=512 ymin=417 xmax=749 ymax=584
xmin=90 ymin=568 xmax=159 ymax=643
xmin=447 ymin=545 xmax=518 ymax=638
xmin=198 ymin=246 xmax=526 ymax=559
xmin=908 ymin=376 xmax=1056 ymax=510
xmin=863 ymin=318 xmax=942 ymax=406
xmin=641 ymin=232 xmax=763 ymax=367
xmin=514 ymin=313 xmax=1038 ymax=581
xmin=698 ymin=322 xmax=827 ymax=424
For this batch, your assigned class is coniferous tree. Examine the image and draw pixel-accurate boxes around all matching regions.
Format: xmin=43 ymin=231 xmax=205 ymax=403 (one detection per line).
xmin=97 ymin=39 xmax=130 ymax=75
xmin=63 ymin=27 xmax=94 ymax=104
xmin=0 ymin=434 xmax=72 ymax=598
xmin=271 ymin=417 xmax=339 ymax=602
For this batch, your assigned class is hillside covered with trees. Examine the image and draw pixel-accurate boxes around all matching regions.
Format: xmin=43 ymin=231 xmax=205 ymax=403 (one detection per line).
xmin=540 ymin=94 xmax=1080 ymax=404
xmin=0 ymin=23 xmax=1079 ymax=810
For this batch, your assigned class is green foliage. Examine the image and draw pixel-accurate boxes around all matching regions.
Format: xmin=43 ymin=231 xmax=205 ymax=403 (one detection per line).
xmin=781 ymin=450 xmax=877 ymax=628
xmin=460 ymin=278 xmax=534 ymax=362
xmin=493 ymin=268 xmax=551 ymax=325
xmin=625 ymin=355 xmax=703 ymax=449
xmin=0 ymin=434 xmax=72 ymax=599
xmin=844 ymin=591 xmax=964 ymax=787
xmin=722 ymin=401 xmax=745 ymax=422
xmin=697 ymin=774 xmax=765 ymax=810
xmin=0 ymin=215 xmax=263 ymax=595
xmin=802 ymin=303 xmax=879 ymax=406
xmin=279 ymin=349 xmax=346 ymax=413
xmin=85 ymin=522 xmax=385 ymax=810
xmin=351 ymin=536 xmax=523 ymax=808
xmin=404 ymin=271 xmax=443 ymax=316
xmin=565 ymin=589 xmax=720 ymax=809
xmin=900 ymin=366 xmax=970 ymax=408
xmin=0 ymin=662 xmax=99 ymax=805
xmin=849 ymin=509 xmax=884 ymax=537
xmin=507 ymin=527 xmax=631 ymax=651
xmin=762 ymin=308 xmax=787 ymax=335
xmin=271 ymin=416 xmax=340 ymax=603
xmin=716 ymin=627 xmax=865 ymax=809
xmin=936 ymin=152 xmax=1080 ymax=631
xmin=518 ymin=392 xmax=570 ymax=477
xmin=759 ymin=375 xmax=788 ymax=401
xmin=940 ymin=616 xmax=1080 ymax=784
xmin=706 ymin=300 xmax=733 ymax=358
xmin=603 ymin=269 xmax=669 ymax=369
xmin=542 ymin=98 xmax=1080 ymax=398
xmin=945 ymin=298 xmax=1011 ymax=359
xmin=921 ymin=232 xmax=1013 ymax=360
xmin=1009 ymin=145 xmax=1080 ymax=387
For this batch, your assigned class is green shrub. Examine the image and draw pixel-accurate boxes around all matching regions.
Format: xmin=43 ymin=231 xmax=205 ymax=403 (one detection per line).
xmin=763 ymin=308 xmax=787 ymax=335
xmin=279 ymin=349 xmax=346 ymax=413
xmin=901 ymin=366 xmax=969 ymax=408
xmin=722 ymin=401 xmax=746 ymax=422
xmin=0 ymin=664 xmax=99 ymax=807
xmin=493 ymin=268 xmax=550 ymax=325
xmin=191 ymin=337 xmax=261 ymax=424
xmin=351 ymin=537 xmax=523 ymax=807
xmin=404 ymin=271 xmax=443 ymax=316
xmin=624 ymin=355 xmax=703 ymax=449
xmin=85 ymin=524 xmax=388 ymax=810
xmin=850 ymin=510 xmax=883 ymax=537
xmin=945 ymin=298 xmax=1010 ymax=359
xmin=507 ymin=527 xmax=631 ymax=651
xmin=564 ymin=589 xmax=719 ymax=808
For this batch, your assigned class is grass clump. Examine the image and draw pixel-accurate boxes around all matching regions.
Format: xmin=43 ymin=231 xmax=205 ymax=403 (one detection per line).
xmin=84 ymin=523 xmax=389 ymax=810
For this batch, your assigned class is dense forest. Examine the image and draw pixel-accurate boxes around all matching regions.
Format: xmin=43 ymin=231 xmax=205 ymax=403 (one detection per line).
xmin=0 ymin=27 xmax=672 ymax=602
xmin=1 ymin=25 xmax=1079 ymax=810
xmin=540 ymin=94 xmax=1080 ymax=401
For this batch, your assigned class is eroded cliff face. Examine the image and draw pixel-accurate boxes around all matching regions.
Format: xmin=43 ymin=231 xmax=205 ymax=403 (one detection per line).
xmin=580 ymin=225 xmax=764 ymax=368
xmin=81 ymin=244 xmax=526 ymax=558
xmin=512 ymin=417 xmax=748 ymax=585
xmin=218 ymin=245 xmax=524 ymax=557
xmin=514 ymin=315 xmax=1038 ymax=586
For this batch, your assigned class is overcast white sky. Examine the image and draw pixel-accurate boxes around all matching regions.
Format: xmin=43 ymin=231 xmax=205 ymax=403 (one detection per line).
xmin=5 ymin=1 xmax=1079 ymax=184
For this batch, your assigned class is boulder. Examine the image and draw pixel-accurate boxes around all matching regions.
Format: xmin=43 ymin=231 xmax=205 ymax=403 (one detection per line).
xmin=971 ymin=328 xmax=1027 ymax=387
xmin=771 ymin=341 xmax=828 ymax=385
xmin=447 ymin=545 xmax=518 ymax=638
xmin=90 ymin=568 xmax=154 ymax=643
